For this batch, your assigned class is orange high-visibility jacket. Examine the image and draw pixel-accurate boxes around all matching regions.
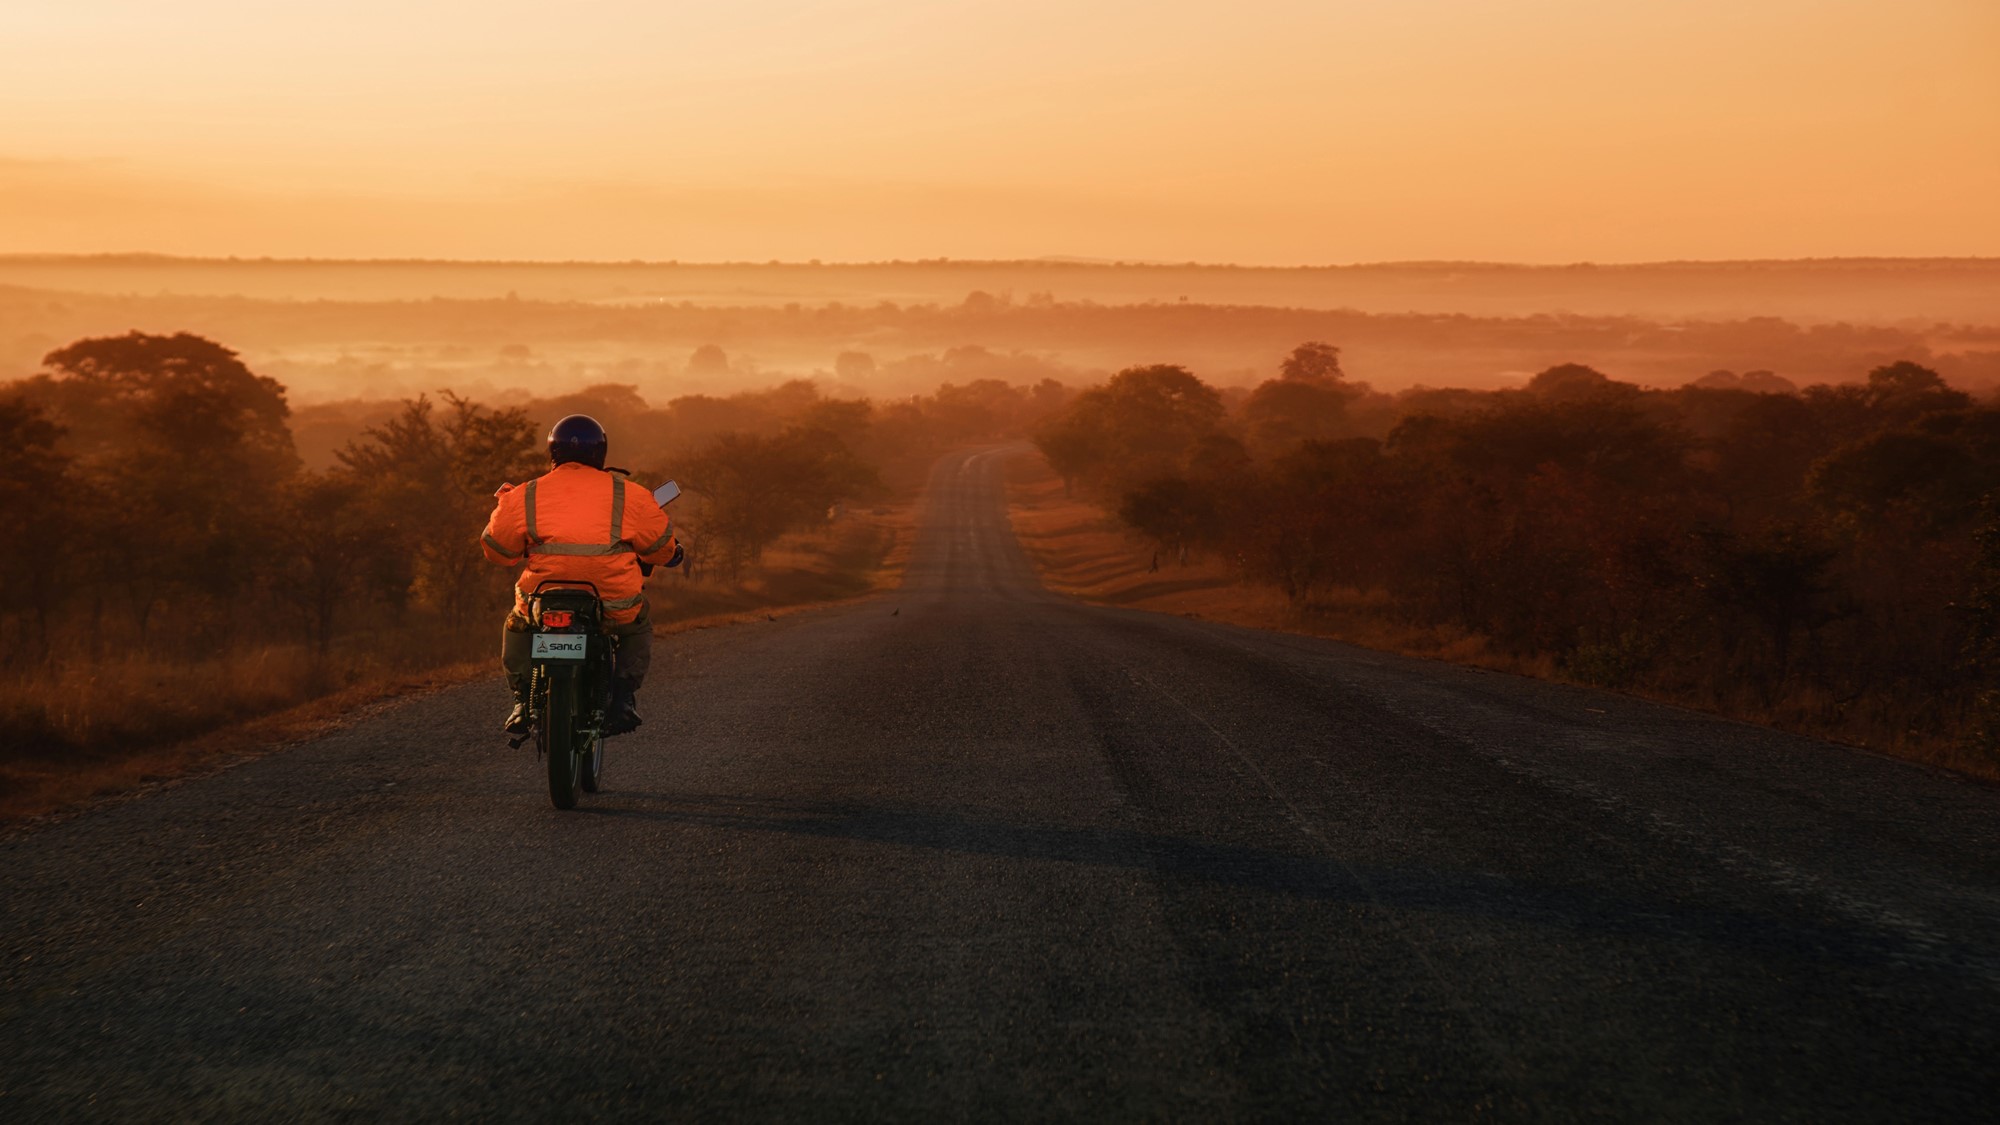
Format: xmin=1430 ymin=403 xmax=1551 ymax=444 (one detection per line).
xmin=480 ymin=462 xmax=679 ymax=624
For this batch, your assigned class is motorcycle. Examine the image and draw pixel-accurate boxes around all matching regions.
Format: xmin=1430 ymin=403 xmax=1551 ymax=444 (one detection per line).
xmin=521 ymin=579 xmax=612 ymax=809
xmin=513 ymin=479 xmax=682 ymax=810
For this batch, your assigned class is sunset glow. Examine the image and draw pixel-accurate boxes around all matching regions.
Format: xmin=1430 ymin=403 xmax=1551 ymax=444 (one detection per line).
xmin=3 ymin=0 xmax=1997 ymax=263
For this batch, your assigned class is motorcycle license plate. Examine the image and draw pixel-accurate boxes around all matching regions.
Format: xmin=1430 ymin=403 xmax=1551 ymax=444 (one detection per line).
xmin=532 ymin=633 xmax=588 ymax=660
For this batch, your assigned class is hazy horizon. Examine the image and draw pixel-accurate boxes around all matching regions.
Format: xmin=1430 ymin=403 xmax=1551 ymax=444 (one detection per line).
xmin=8 ymin=255 xmax=1998 ymax=407
xmin=8 ymin=2 xmax=1997 ymax=405
xmin=8 ymin=253 xmax=1998 ymax=313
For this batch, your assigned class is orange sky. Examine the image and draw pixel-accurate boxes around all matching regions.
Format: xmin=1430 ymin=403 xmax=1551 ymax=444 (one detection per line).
xmin=3 ymin=0 xmax=1996 ymax=265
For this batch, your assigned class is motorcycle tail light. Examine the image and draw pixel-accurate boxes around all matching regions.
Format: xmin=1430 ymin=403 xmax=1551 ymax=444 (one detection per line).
xmin=540 ymin=610 xmax=575 ymax=629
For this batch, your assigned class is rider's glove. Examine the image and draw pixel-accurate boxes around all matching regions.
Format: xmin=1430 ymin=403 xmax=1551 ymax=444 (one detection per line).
xmin=665 ymin=544 xmax=685 ymax=569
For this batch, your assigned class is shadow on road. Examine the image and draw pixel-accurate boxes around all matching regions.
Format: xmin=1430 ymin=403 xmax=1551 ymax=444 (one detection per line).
xmin=579 ymin=792 xmax=1996 ymax=984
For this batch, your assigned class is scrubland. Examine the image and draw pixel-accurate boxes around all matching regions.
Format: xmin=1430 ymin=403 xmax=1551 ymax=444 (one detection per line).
xmin=8 ymin=257 xmax=1999 ymax=818
xmin=0 ymin=335 xmax=994 ymax=821
xmin=0 ymin=505 xmax=914 ymax=823
xmin=1024 ymin=350 xmax=2000 ymax=781
xmin=1009 ymin=453 xmax=1997 ymax=777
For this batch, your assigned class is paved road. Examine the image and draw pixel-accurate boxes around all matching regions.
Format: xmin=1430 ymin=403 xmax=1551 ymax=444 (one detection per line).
xmin=5 ymin=447 xmax=2000 ymax=1122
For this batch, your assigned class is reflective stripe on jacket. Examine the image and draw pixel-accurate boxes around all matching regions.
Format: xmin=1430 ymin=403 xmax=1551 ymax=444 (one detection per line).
xmin=480 ymin=462 xmax=679 ymax=625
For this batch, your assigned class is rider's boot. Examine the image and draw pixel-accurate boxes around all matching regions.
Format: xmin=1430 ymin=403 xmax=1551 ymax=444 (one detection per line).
xmin=605 ymin=677 xmax=642 ymax=735
xmin=503 ymin=675 xmax=531 ymax=735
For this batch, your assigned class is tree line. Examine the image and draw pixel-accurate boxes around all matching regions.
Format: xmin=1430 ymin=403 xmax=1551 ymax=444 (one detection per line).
xmin=0 ymin=331 xmax=1068 ymax=686
xmin=1040 ymin=344 xmax=2000 ymax=761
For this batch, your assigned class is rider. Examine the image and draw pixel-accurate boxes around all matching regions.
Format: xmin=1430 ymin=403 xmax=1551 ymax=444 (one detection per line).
xmin=481 ymin=415 xmax=683 ymax=736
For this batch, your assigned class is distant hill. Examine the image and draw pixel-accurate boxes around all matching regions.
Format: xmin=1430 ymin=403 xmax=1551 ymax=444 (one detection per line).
xmin=2 ymin=255 xmax=1996 ymax=325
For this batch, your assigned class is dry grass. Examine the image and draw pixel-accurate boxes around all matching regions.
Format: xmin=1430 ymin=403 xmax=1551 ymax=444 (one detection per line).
xmin=649 ymin=501 xmax=914 ymax=632
xmin=1003 ymin=450 xmax=1997 ymax=782
xmin=0 ymin=498 xmax=917 ymax=827
xmin=1 ymin=655 xmax=486 ymax=826
xmin=1004 ymin=453 xmax=1544 ymax=674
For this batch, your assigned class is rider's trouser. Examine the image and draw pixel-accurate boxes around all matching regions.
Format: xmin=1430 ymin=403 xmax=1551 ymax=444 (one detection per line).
xmin=502 ymin=603 xmax=652 ymax=690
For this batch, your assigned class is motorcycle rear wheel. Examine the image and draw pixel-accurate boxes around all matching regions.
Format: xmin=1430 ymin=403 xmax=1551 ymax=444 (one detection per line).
xmin=543 ymin=669 xmax=582 ymax=810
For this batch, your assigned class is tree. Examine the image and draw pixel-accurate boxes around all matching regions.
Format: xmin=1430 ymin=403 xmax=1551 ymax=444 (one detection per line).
xmin=794 ymin=398 xmax=876 ymax=451
xmin=37 ymin=332 xmax=300 ymax=641
xmin=1693 ymin=369 xmax=1796 ymax=394
xmin=685 ymin=427 xmax=881 ymax=577
xmin=1237 ymin=438 xmax=1401 ymax=603
xmin=1243 ymin=343 xmax=1354 ymax=456
xmin=1443 ymin=397 xmax=1691 ymax=496
xmin=1864 ymin=360 xmax=1971 ymax=425
xmin=1961 ymin=495 xmax=2000 ymax=757
xmin=1808 ymin=429 xmax=1992 ymax=534
xmin=337 ymin=393 xmax=541 ymax=626
xmin=40 ymin=331 xmax=294 ymax=471
xmin=1034 ymin=410 xmax=1097 ymax=497
xmin=1714 ymin=391 xmax=1823 ymax=521
xmin=0 ymin=396 xmax=71 ymax=659
xmin=687 ymin=344 xmax=731 ymax=377
xmin=1032 ymin=365 xmax=1225 ymax=492
xmin=1524 ymin=363 xmax=1638 ymax=402
xmin=276 ymin=472 xmax=373 ymax=659
xmin=1119 ymin=477 xmax=1218 ymax=564
xmin=1279 ymin=341 xmax=1343 ymax=382
xmin=835 ymin=351 xmax=876 ymax=382
xmin=1696 ymin=523 xmax=1840 ymax=682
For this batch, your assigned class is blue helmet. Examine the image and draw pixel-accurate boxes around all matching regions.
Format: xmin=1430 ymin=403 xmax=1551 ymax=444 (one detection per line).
xmin=548 ymin=414 xmax=608 ymax=468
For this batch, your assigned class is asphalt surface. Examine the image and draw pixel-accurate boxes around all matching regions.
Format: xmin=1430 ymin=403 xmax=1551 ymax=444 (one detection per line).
xmin=5 ymin=447 xmax=2000 ymax=1122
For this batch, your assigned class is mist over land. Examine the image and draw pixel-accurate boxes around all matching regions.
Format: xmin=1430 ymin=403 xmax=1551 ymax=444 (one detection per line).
xmin=4 ymin=255 xmax=1998 ymax=409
